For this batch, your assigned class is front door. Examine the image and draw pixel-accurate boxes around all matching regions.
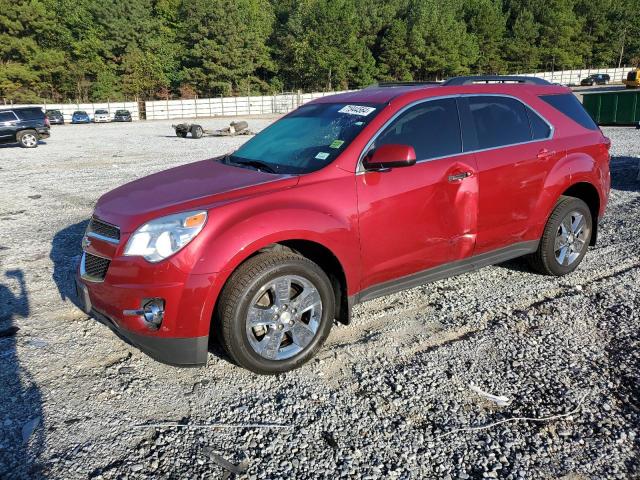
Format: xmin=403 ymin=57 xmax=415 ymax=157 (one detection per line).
xmin=356 ymin=97 xmax=479 ymax=291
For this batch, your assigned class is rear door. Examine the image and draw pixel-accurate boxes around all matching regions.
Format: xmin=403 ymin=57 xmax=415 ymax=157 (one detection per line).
xmin=0 ymin=110 xmax=18 ymax=140
xmin=356 ymin=97 xmax=479 ymax=291
xmin=460 ymin=95 xmax=560 ymax=254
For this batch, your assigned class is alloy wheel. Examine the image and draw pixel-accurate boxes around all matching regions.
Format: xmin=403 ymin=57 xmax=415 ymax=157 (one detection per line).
xmin=246 ymin=274 xmax=322 ymax=360
xmin=554 ymin=210 xmax=590 ymax=266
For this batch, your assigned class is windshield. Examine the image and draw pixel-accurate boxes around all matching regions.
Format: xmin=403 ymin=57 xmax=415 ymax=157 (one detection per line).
xmin=226 ymin=102 xmax=382 ymax=174
xmin=95 ymin=110 xmax=108 ymax=114
xmin=116 ymin=110 xmax=128 ymax=115
xmin=74 ymin=111 xmax=87 ymax=115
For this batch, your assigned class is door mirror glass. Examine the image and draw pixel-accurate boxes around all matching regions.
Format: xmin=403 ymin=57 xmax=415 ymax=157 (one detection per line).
xmin=363 ymin=144 xmax=417 ymax=170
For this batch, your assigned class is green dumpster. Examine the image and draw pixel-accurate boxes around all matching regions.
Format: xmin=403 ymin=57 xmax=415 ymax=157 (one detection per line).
xmin=582 ymin=90 xmax=640 ymax=126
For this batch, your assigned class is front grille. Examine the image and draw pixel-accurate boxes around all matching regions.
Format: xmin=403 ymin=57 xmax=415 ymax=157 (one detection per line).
xmin=88 ymin=217 xmax=120 ymax=242
xmin=83 ymin=252 xmax=110 ymax=281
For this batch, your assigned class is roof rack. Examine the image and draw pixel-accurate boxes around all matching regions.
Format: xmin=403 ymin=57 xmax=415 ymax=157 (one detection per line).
xmin=372 ymin=81 xmax=442 ymax=88
xmin=442 ymin=75 xmax=551 ymax=86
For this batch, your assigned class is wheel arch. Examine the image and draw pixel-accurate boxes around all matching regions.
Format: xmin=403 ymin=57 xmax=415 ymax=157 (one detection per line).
xmin=210 ymin=238 xmax=353 ymax=335
xmin=561 ymin=181 xmax=600 ymax=246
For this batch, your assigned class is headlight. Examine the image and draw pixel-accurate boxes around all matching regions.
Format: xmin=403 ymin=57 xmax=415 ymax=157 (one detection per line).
xmin=124 ymin=211 xmax=207 ymax=262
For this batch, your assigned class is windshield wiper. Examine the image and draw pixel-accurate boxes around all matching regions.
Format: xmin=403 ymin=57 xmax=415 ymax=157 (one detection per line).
xmin=231 ymin=158 xmax=277 ymax=173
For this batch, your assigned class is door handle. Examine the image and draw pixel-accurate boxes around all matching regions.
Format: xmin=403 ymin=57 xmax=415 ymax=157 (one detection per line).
xmin=537 ymin=148 xmax=556 ymax=159
xmin=448 ymin=171 xmax=472 ymax=182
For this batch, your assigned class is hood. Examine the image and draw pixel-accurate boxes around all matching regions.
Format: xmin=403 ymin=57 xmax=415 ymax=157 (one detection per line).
xmin=94 ymin=158 xmax=297 ymax=232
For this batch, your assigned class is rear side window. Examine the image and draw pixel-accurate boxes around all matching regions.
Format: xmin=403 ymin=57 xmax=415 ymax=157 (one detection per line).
xmin=467 ymin=96 xmax=531 ymax=149
xmin=375 ymin=98 xmax=462 ymax=160
xmin=14 ymin=108 xmax=44 ymax=120
xmin=0 ymin=111 xmax=17 ymax=122
xmin=539 ymin=94 xmax=598 ymax=131
xmin=526 ymin=107 xmax=551 ymax=140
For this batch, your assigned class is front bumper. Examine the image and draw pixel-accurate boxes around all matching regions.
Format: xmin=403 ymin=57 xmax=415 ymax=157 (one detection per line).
xmin=76 ymin=277 xmax=210 ymax=367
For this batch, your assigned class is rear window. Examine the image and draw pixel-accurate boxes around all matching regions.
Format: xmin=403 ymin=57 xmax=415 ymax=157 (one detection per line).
xmin=539 ymin=94 xmax=598 ymax=131
xmin=14 ymin=108 xmax=44 ymax=121
xmin=628 ymin=71 xmax=637 ymax=81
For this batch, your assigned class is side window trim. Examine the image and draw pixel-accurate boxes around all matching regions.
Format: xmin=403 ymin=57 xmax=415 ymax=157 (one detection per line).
xmin=358 ymin=93 xmax=555 ymax=173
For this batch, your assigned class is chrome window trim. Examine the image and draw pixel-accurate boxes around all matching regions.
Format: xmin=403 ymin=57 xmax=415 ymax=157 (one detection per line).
xmin=80 ymin=251 xmax=111 ymax=283
xmin=356 ymin=93 xmax=555 ymax=174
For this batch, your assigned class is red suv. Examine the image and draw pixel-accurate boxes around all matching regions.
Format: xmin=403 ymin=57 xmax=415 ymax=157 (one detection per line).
xmin=76 ymin=76 xmax=611 ymax=374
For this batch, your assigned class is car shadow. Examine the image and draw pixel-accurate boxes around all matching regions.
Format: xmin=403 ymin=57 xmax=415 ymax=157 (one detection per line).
xmin=50 ymin=220 xmax=233 ymax=365
xmin=0 ymin=141 xmax=48 ymax=149
xmin=0 ymin=268 xmax=45 ymax=478
xmin=50 ymin=220 xmax=87 ymax=309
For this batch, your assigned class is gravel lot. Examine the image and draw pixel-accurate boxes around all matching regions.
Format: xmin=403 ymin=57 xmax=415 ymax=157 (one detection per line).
xmin=0 ymin=118 xmax=638 ymax=479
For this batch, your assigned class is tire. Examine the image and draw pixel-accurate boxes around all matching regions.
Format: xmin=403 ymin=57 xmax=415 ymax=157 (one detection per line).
xmin=191 ymin=125 xmax=204 ymax=139
xmin=17 ymin=130 xmax=38 ymax=148
xmin=217 ymin=252 xmax=335 ymax=374
xmin=176 ymin=130 xmax=188 ymax=138
xmin=527 ymin=196 xmax=592 ymax=276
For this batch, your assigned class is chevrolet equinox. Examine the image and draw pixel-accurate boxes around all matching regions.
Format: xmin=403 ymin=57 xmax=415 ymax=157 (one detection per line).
xmin=76 ymin=76 xmax=611 ymax=374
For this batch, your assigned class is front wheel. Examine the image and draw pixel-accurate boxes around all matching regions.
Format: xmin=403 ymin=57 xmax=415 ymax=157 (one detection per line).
xmin=528 ymin=196 xmax=592 ymax=276
xmin=17 ymin=130 xmax=38 ymax=148
xmin=217 ymin=252 xmax=335 ymax=374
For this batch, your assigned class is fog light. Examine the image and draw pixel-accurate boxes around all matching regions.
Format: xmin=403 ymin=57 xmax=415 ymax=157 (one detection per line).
xmin=123 ymin=299 xmax=165 ymax=330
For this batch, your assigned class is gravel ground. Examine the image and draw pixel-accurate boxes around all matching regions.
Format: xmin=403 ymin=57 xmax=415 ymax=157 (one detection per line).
xmin=0 ymin=118 xmax=638 ymax=479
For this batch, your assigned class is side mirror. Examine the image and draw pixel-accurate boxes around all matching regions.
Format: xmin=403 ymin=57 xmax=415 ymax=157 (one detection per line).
xmin=363 ymin=144 xmax=417 ymax=171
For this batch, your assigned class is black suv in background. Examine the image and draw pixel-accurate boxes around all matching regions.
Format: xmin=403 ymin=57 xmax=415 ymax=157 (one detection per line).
xmin=580 ymin=73 xmax=610 ymax=86
xmin=0 ymin=107 xmax=50 ymax=148
xmin=45 ymin=109 xmax=65 ymax=125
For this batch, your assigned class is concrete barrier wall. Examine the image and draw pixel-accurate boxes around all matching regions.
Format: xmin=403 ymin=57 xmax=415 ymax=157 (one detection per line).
xmin=521 ymin=67 xmax=630 ymax=86
xmin=145 ymin=91 xmax=350 ymax=121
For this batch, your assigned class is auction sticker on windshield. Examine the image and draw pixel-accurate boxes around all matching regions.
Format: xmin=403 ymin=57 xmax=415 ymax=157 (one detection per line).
xmin=338 ymin=105 xmax=376 ymax=116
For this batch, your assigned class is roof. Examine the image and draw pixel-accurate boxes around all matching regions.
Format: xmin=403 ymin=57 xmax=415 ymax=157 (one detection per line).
xmin=310 ymin=82 xmax=569 ymax=106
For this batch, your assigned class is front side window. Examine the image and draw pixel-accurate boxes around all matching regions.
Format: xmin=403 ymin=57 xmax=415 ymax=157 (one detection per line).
xmin=373 ymin=98 xmax=462 ymax=160
xmin=467 ymin=96 xmax=531 ymax=149
xmin=227 ymin=102 xmax=381 ymax=174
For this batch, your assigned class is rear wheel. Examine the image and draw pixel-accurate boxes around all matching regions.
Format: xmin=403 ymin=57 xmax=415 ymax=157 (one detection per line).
xmin=217 ymin=252 xmax=335 ymax=374
xmin=176 ymin=130 xmax=187 ymax=138
xmin=528 ymin=196 xmax=592 ymax=276
xmin=17 ymin=130 xmax=38 ymax=148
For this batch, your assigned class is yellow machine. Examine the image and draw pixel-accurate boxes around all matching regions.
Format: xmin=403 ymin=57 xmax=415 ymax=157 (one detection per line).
xmin=624 ymin=69 xmax=640 ymax=88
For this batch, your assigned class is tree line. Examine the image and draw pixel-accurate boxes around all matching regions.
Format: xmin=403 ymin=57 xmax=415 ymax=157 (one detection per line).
xmin=1 ymin=0 xmax=639 ymax=103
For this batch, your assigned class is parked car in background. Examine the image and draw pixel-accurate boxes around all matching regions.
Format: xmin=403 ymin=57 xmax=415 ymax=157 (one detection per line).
xmin=45 ymin=109 xmax=65 ymax=125
xmin=76 ymin=75 xmax=611 ymax=374
xmin=72 ymin=111 xmax=91 ymax=124
xmin=93 ymin=109 xmax=111 ymax=123
xmin=113 ymin=109 xmax=132 ymax=122
xmin=624 ymin=69 xmax=640 ymax=88
xmin=0 ymin=107 xmax=50 ymax=148
xmin=580 ymin=73 xmax=610 ymax=86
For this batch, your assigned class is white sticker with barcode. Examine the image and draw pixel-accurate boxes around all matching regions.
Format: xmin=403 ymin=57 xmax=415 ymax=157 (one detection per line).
xmin=338 ymin=105 xmax=376 ymax=116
